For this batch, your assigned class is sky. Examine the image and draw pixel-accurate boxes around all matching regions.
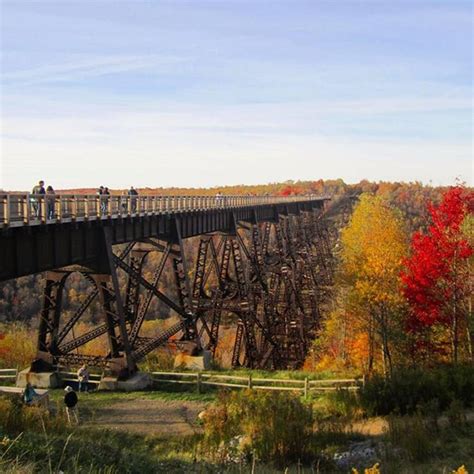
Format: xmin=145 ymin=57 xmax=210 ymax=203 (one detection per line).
xmin=0 ymin=0 xmax=472 ymax=190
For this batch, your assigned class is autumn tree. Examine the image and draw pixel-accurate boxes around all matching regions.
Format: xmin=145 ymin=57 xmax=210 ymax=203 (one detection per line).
xmin=401 ymin=186 xmax=474 ymax=363
xmin=340 ymin=194 xmax=408 ymax=375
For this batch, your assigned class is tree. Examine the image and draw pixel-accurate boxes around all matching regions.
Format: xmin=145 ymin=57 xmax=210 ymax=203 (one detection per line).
xmin=340 ymin=194 xmax=408 ymax=375
xmin=401 ymin=186 xmax=474 ymax=363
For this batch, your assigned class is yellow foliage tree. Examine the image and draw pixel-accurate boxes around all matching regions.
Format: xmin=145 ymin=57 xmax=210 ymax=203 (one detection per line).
xmin=340 ymin=194 xmax=408 ymax=375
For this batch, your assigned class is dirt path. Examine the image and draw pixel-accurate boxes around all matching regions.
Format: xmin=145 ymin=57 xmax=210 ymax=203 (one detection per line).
xmin=83 ymin=398 xmax=208 ymax=437
xmin=351 ymin=410 xmax=474 ymax=436
xmin=79 ymin=394 xmax=474 ymax=439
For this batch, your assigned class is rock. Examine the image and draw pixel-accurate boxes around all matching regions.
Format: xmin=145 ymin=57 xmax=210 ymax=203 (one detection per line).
xmin=333 ymin=441 xmax=379 ymax=469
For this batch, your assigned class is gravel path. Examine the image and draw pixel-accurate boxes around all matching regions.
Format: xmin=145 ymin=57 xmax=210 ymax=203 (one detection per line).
xmin=83 ymin=398 xmax=208 ymax=437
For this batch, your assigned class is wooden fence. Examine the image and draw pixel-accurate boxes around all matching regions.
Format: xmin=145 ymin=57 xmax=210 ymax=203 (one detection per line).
xmin=0 ymin=368 xmax=362 ymax=396
xmin=151 ymin=371 xmax=361 ymax=396
xmin=0 ymin=368 xmax=18 ymax=382
xmin=58 ymin=371 xmax=102 ymax=386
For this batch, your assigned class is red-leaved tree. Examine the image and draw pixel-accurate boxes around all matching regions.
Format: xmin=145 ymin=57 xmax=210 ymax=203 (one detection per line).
xmin=401 ymin=186 xmax=474 ymax=363
xmin=278 ymin=185 xmax=303 ymax=196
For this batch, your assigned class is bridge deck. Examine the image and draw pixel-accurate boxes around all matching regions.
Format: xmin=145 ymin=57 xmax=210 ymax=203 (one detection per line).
xmin=0 ymin=193 xmax=328 ymax=281
xmin=1 ymin=193 xmax=326 ymax=228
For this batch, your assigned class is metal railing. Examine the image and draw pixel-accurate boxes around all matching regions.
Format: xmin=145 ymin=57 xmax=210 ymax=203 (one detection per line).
xmin=0 ymin=193 xmax=326 ymax=228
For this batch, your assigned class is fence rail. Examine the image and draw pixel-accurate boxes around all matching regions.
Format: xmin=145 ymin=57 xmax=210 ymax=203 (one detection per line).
xmin=57 ymin=371 xmax=102 ymax=386
xmin=0 ymin=368 xmax=18 ymax=382
xmin=0 ymin=193 xmax=328 ymax=228
xmin=151 ymin=371 xmax=362 ymax=396
xmin=0 ymin=368 xmax=361 ymax=395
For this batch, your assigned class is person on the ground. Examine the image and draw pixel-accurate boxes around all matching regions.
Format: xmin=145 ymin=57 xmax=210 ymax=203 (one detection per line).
xmin=128 ymin=186 xmax=138 ymax=213
xmin=64 ymin=386 xmax=79 ymax=424
xmin=31 ymin=180 xmax=46 ymax=218
xmin=46 ymin=185 xmax=56 ymax=220
xmin=22 ymin=382 xmax=39 ymax=405
xmin=77 ymin=364 xmax=89 ymax=392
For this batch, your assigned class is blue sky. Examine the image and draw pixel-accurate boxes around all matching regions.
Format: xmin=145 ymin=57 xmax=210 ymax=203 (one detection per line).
xmin=1 ymin=0 xmax=472 ymax=190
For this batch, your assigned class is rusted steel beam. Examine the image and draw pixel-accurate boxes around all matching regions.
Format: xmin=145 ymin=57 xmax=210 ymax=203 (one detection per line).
xmin=29 ymin=204 xmax=336 ymax=375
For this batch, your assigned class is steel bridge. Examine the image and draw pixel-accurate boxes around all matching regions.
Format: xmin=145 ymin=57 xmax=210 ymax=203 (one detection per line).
xmin=0 ymin=193 xmax=334 ymax=378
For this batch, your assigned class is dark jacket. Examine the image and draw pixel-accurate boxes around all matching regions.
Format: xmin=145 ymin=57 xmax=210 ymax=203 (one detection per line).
xmin=32 ymin=185 xmax=45 ymax=195
xmin=64 ymin=391 xmax=78 ymax=408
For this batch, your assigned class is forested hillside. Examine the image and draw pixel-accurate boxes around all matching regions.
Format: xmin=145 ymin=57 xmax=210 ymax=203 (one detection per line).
xmin=307 ymin=184 xmax=473 ymax=374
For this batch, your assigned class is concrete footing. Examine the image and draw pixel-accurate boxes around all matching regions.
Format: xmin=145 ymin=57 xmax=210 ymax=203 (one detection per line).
xmin=97 ymin=376 xmax=119 ymax=391
xmin=174 ymin=350 xmax=212 ymax=370
xmin=15 ymin=370 xmax=153 ymax=392
xmin=16 ymin=369 xmax=59 ymax=389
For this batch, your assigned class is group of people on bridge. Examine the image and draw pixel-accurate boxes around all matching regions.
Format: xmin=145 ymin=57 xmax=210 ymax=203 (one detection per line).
xmin=96 ymin=185 xmax=139 ymax=215
xmin=31 ymin=180 xmax=56 ymax=219
xmin=30 ymin=180 xmax=140 ymax=219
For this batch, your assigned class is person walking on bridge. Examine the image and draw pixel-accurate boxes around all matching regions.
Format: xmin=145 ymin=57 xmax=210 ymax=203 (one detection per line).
xmin=97 ymin=186 xmax=105 ymax=215
xmin=102 ymin=187 xmax=110 ymax=216
xmin=128 ymin=186 xmax=138 ymax=213
xmin=31 ymin=180 xmax=45 ymax=218
xmin=46 ymin=185 xmax=56 ymax=220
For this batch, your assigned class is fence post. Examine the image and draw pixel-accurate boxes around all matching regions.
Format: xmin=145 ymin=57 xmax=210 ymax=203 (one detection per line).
xmin=248 ymin=373 xmax=253 ymax=389
xmin=197 ymin=371 xmax=202 ymax=394
xmin=304 ymin=377 xmax=309 ymax=398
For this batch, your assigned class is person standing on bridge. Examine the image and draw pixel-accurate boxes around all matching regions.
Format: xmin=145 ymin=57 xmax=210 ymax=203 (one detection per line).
xmin=102 ymin=187 xmax=110 ymax=216
xmin=97 ymin=186 xmax=106 ymax=216
xmin=31 ymin=180 xmax=45 ymax=218
xmin=64 ymin=386 xmax=79 ymax=424
xmin=46 ymin=185 xmax=56 ymax=220
xmin=128 ymin=186 xmax=138 ymax=213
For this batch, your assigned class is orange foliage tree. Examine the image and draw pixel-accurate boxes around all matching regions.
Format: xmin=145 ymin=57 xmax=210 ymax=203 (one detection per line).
xmin=338 ymin=194 xmax=409 ymax=375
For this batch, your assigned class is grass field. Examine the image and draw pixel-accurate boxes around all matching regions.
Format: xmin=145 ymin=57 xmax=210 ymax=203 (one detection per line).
xmin=1 ymin=383 xmax=473 ymax=473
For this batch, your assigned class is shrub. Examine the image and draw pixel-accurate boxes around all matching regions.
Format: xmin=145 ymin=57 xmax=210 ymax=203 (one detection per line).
xmin=202 ymin=389 xmax=313 ymax=464
xmin=446 ymin=399 xmax=467 ymax=429
xmin=386 ymin=413 xmax=432 ymax=462
xmin=313 ymin=389 xmax=363 ymax=420
xmin=0 ymin=396 xmax=65 ymax=435
xmin=359 ymin=365 xmax=474 ymax=416
xmin=0 ymin=324 xmax=36 ymax=369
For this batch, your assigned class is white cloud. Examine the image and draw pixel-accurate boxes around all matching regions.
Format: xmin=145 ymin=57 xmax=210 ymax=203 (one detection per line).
xmin=2 ymin=55 xmax=187 ymax=86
